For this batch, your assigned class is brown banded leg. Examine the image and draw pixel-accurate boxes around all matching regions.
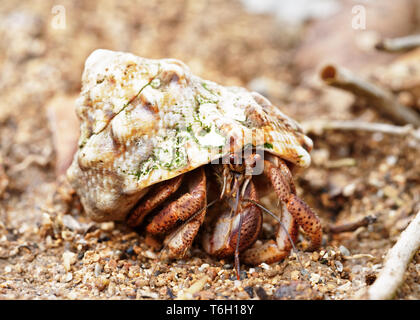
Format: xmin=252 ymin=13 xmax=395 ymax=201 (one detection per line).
xmin=286 ymin=194 xmax=322 ymax=250
xmin=163 ymin=203 xmax=207 ymax=258
xmin=264 ymin=158 xmax=322 ymax=251
xmin=242 ymin=204 xmax=298 ymax=265
xmin=127 ymin=174 xmax=184 ymax=227
xmin=146 ymin=168 xmax=206 ymax=235
xmin=265 ymin=153 xmax=296 ymax=194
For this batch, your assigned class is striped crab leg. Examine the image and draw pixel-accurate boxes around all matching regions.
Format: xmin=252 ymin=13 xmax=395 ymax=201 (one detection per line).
xmin=263 ymin=157 xmax=322 ymax=251
xmin=146 ymin=167 xmax=207 ymax=258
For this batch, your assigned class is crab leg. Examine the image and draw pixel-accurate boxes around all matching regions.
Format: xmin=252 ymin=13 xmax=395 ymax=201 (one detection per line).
xmin=264 ymin=158 xmax=322 ymax=251
xmin=163 ymin=201 xmax=207 ymax=258
xmin=146 ymin=168 xmax=206 ymax=236
xmin=127 ymin=174 xmax=184 ymax=227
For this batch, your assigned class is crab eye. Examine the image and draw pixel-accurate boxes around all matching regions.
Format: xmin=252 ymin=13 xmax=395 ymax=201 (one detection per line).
xmin=246 ymin=154 xmax=261 ymax=168
xmin=228 ymin=153 xmax=245 ymax=172
xmin=229 ymin=154 xmax=238 ymax=165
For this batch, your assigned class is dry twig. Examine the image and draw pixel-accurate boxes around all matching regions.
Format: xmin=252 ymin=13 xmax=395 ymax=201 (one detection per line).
xmin=301 ymin=119 xmax=420 ymax=141
xmin=343 ymin=253 xmax=375 ymax=261
xmin=320 ymin=65 xmax=420 ymax=126
xmin=326 ymin=215 xmax=377 ymax=234
xmin=8 ymin=154 xmax=50 ymax=174
xmin=367 ymin=210 xmax=420 ymax=300
xmin=375 ymin=35 xmax=420 ymax=53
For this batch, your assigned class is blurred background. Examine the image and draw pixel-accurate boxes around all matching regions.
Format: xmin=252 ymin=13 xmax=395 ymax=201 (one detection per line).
xmin=0 ymin=0 xmax=419 ymax=300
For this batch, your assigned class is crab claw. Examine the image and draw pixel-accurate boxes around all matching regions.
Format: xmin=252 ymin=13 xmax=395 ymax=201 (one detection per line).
xmin=202 ymin=179 xmax=262 ymax=259
xmin=241 ymin=203 xmax=298 ymax=265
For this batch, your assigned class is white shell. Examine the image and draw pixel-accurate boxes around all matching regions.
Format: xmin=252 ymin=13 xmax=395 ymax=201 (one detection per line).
xmin=67 ymin=49 xmax=312 ymax=221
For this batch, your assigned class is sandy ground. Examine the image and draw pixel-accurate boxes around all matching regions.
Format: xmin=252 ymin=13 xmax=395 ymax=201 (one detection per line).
xmin=0 ymin=0 xmax=419 ymax=300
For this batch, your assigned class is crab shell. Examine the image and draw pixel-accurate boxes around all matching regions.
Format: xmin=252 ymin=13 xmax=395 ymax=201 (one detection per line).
xmin=67 ymin=49 xmax=313 ymax=222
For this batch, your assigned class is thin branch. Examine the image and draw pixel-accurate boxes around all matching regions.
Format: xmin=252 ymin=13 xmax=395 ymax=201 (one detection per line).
xmin=375 ymin=35 xmax=420 ymax=53
xmin=367 ymin=210 xmax=420 ymax=300
xmin=301 ymin=119 xmax=420 ymax=141
xmin=320 ymin=65 xmax=420 ymax=126
xmin=326 ymin=215 xmax=377 ymax=234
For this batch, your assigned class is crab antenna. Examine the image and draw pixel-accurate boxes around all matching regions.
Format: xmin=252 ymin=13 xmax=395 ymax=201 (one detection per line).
xmin=242 ymin=198 xmax=307 ymax=275
xmin=233 ymin=187 xmax=243 ymax=281
xmin=240 ymin=176 xmax=251 ymax=199
xmin=149 ymin=199 xmax=219 ymax=288
xmin=220 ymin=174 xmax=227 ymax=199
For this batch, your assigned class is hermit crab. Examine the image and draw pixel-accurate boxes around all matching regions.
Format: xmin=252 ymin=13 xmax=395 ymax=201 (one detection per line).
xmin=67 ymin=49 xmax=322 ymax=274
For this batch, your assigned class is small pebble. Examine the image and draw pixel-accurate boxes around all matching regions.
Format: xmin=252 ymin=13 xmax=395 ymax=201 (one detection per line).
xmin=4 ymin=266 xmax=12 ymax=273
xmin=291 ymin=270 xmax=300 ymax=281
xmin=68 ymin=292 xmax=78 ymax=299
xmin=260 ymin=263 xmax=270 ymax=270
xmin=386 ymin=155 xmax=398 ymax=166
xmin=255 ymin=286 xmax=269 ymax=300
xmin=198 ymin=263 xmax=209 ymax=272
xmin=41 ymin=213 xmax=52 ymax=227
xmin=311 ymin=252 xmax=319 ymax=262
xmin=300 ymin=269 xmax=310 ymax=279
xmin=327 ymin=283 xmax=336 ymax=291
xmin=310 ymin=273 xmax=321 ymax=285
xmin=64 ymin=272 xmax=73 ymax=282
xmin=100 ymin=222 xmax=115 ymax=231
xmin=61 ymin=230 xmax=74 ymax=241
xmin=135 ymin=278 xmax=148 ymax=287
xmin=339 ymin=245 xmax=351 ymax=257
xmin=244 ymin=286 xmax=254 ymax=298
xmin=61 ymin=215 xmax=82 ymax=231
xmin=335 ymin=261 xmax=344 ymax=272
xmin=143 ymin=250 xmax=157 ymax=259
xmin=62 ymin=251 xmax=77 ymax=272
xmin=166 ymin=287 xmax=175 ymax=299
xmin=125 ymin=246 xmax=135 ymax=256
xmin=94 ymin=263 xmax=102 ymax=277
xmin=343 ymin=183 xmax=356 ymax=197
xmin=138 ymin=290 xmax=159 ymax=299
xmin=189 ymin=276 xmax=209 ymax=293
xmin=365 ymin=273 xmax=377 ymax=285
xmin=240 ymin=270 xmax=248 ymax=280
xmin=274 ymin=284 xmax=297 ymax=299
xmin=230 ymin=271 xmax=247 ymax=280
xmin=98 ymin=234 xmax=110 ymax=242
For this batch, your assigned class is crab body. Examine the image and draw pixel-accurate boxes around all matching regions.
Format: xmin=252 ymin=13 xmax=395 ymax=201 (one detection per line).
xmin=67 ymin=49 xmax=321 ymax=268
